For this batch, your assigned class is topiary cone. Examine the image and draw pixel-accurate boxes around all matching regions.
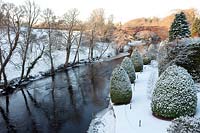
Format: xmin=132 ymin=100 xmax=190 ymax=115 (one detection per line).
xmin=131 ymin=50 xmax=143 ymax=72
xmin=110 ymin=66 xmax=132 ymax=105
xmin=121 ymin=57 xmax=136 ymax=83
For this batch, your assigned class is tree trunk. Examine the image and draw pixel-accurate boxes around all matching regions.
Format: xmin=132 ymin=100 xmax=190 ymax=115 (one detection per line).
xmin=20 ymin=27 xmax=32 ymax=82
xmin=64 ymin=45 xmax=71 ymax=68
xmin=49 ymin=49 xmax=55 ymax=75
xmin=91 ymin=46 xmax=94 ymax=61
xmin=73 ymin=31 xmax=83 ymax=64
xmin=64 ymin=32 xmax=72 ymax=68
xmin=48 ymin=30 xmax=55 ymax=75
xmin=2 ymin=69 xmax=8 ymax=89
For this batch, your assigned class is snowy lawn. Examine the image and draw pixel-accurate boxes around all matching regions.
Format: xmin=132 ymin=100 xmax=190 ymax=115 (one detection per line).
xmin=88 ymin=61 xmax=200 ymax=133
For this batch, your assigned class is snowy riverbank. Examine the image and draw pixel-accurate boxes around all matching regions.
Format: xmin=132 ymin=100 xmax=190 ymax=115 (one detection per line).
xmin=88 ymin=61 xmax=200 ymax=133
xmin=1 ymin=48 xmax=128 ymax=88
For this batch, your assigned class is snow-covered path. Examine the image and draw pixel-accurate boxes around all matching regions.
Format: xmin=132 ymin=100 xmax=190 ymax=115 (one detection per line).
xmin=113 ymin=65 xmax=170 ymax=133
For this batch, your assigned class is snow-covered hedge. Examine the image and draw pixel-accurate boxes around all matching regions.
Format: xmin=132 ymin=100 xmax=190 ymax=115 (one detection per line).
xmin=143 ymin=53 xmax=152 ymax=65
xmin=131 ymin=50 xmax=143 ymax=72
xmin=110 ymin=66 xmax=132 ymax=105
xmin=121 ymin=57 xmax=136 ymax=83
xmin=151 ymin=65 xmax=197 ymax=119
xmin=167 ymin=116 xmax=200 ymax=133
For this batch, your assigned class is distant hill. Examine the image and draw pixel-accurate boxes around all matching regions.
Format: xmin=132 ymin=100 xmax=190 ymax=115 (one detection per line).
xmin=123 ymin=8 xmax=197 ymax=29
xmin=121 ymin=8 xmax=198 ymax=40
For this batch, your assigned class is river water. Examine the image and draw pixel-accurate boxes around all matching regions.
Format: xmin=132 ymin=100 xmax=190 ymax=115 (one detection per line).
xmin=0 ymin=58 xmax=123 ymax=133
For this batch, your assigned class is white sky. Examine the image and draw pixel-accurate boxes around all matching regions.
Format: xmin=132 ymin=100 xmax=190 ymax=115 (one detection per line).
xmin=5 ymin=0 xmax=200 ymax=23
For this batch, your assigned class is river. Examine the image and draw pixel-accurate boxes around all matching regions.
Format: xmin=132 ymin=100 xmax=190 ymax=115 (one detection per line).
xmin=0 ymin=57 xmax=124 ymax=133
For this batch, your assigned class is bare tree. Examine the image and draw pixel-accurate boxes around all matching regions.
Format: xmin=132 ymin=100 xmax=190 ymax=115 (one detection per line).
xmin=97 ymin=14 xmax=115 ymax=59
xmin=72 ymin=22 xmax=85 ymax=64
xmin=19 ymin=0 xmax=42 ymax=83
xmin=85 ymin=8 xmax=103 ymax=61
xmin=42 ymin=8 xmax=56 ymax=75
xmin=86 ymin=23 xmax=96 ymax=61
xmin=85 ymin=8 xmax=115 ymax=61
xmin=113 ymin=28 xmax=132 ymax=54
xmin=63 ymin=8 xmax=79 ymax=68
xmin=104 ymin=14 xmax=115 ymax=42
xmin=0 ymin=2 xmax=23 ymax=89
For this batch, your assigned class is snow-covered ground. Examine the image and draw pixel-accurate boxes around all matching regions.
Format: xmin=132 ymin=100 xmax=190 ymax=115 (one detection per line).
xmin=5 ymin=44 xmax=116 ymax=81
xmin=88 ymin=61 xmax=200 ymax=133
xmin=0 ymin=28 xmax=117 ymax=82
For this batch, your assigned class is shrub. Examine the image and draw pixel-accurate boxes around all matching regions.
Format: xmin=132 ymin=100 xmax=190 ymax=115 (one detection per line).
xmin=143 ymin=53 xmax=152 ymax=65
xmin=151 ymin=65 xmax=197 ymax=119
xmin=131 ymin=50 xmax=143 ymax=72
xmin=121 ymin=57 xmax=136 ymax=83
xmin=148 ymin=44 xmax=158 ymax=60
xmin=110 ymin=66 xmax=132 ymax=105
xmin=158 ymin=42 xmax=200 ymax=82
xmin=167 ymin=116 xmax=200 ymax=133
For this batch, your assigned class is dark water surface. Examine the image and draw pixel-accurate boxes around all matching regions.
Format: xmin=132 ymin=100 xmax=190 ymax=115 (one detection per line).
xmin=0 ymin=58 xmax=123 ymax=133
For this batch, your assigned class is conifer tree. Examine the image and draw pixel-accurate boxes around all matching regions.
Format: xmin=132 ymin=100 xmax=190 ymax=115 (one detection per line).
xmin=169 ymin=12 xmax=191 ymax=41
xmin=110 ymin=66 xmax=132 ymax=105
xmin=131 ymin=50 xmax=143 ymax=72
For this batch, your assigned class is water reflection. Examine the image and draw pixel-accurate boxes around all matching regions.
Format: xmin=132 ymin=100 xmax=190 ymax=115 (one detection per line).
xmin=21 ymin=89 xmax=38 ymax=132
xmin=0 ymin=58 xmax=123 ymax=133
xmin=0 ymin=96 xmax=16 ymax=133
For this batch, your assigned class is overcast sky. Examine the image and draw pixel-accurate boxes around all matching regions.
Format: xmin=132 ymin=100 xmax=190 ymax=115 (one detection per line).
xmin=5 ymin=0 xmax=200 ymax=23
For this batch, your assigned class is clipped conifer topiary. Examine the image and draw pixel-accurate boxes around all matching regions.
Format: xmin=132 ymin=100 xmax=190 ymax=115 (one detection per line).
xmin=151 ymin=65 xmax=197 ymax=119
xmin=131 ymin=50 xmax=143 ymax=72
xmin=143 ymin=53 xmax=152 ymax=65
xmin=110 ymin=66 xmax=132 ymax=105
xmin=121 ymin=57 xmax=136 ymax=83
xmin=167 ymin=116 xmax=200 ymax=133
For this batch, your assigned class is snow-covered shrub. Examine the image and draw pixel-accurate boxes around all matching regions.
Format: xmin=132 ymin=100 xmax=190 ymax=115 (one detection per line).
xmin=158 ymin=40 xmax=200 ymax=82
xmin=167 ymin=116 xmax=200 ymax=133
xmin=121 ymin=57 xmax=136 ymax=83
xmin=131 ymin=50 xmax=143 ymax=72
xmin=110 ymin=66 xmax=132 ymax=105
xmin=174 ymin=43 xmax=200 ymax=82
xmin=151 ymin=65 xmax=197 ymax=119
xmin=143 ymin=53 xmax=152 ymax=65
xmin=147 ymin=69 xmax=158 ymax=100
xmin=158 ymin=42 xmax=185 ymax=75
xmin=148 ymin=44 xmax=158 ymax=60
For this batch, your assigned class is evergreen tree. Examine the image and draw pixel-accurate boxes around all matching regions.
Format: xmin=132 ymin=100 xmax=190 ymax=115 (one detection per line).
xmin=169 ymin=12 xmax=191 ymax=41
xmin=131 ymin=50 xmax=143 ymax=72
xmin=110 ymin=66 xmax=132 ymax=105
xmin=191 ymin=18 xmax=200 ymax=37
xmin=121 ymin=57 xmax=136 ymax=83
